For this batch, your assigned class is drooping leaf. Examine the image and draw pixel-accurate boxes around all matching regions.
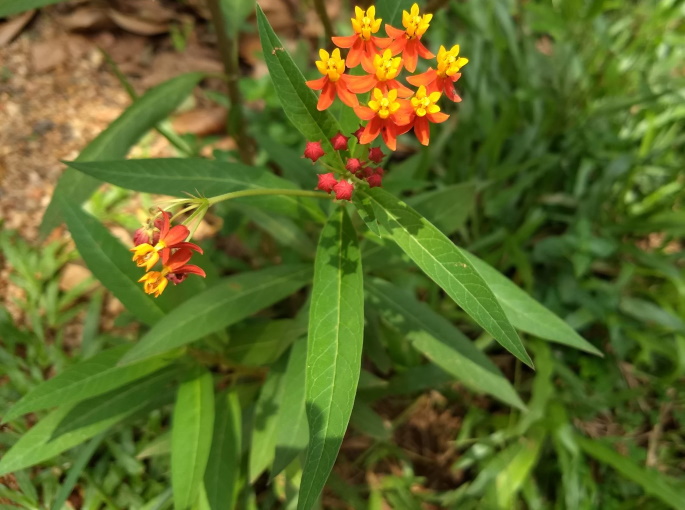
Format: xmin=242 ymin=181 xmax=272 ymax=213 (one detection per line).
xmin=363 ymin=188 xmax=533 ymax=367
xmin=3 ymin=345 xmax=171 ymax=423
xmin=461 ymin=251 xmax=602 ymax=356
xmin=205 ymin=391 xmax=242 ymax=510
xmin=60 ymin=199 xmax=165 ymax=326
xmin=0 ymin=367 xmax=183 ymax=476
xmin=575 ymin=435 xmax=685 ymax=509
xmin=40 ymin=73 xmax=204 ymax=236
xmin=248 ymin=351 xmax=289 ymax=482
xmin=256 ymin=5 xmax=344 ymax=169
xmin=65 ymin=159 xmax=325 ymax=223
xmin=272 ymin=338 xmax=309 ymax=478
xmin=121 ymin=265 xmax=312 ymax=364
xmin=299 ymin=207 xmax=364 ymax=510
xmin=226 ymin=319 xmax=306 ymax=367
xmin=172 ymin=369 xmax=215 ymax=510
xmin=366 ymin=278 xmax=525 ymax=409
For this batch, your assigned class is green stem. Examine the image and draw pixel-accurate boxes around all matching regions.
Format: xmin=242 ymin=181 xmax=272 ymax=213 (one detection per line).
xmin=205 ymin=0 xmax=255 ymax=164
xmin=207 ymin=188 xmax=333 ymax=206
xmin=312 ymin=0 xmax=334 ymax=42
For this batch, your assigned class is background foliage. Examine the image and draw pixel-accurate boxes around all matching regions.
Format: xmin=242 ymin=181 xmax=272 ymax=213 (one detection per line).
xmin=1 ymin=0 xmax=684 ymax=508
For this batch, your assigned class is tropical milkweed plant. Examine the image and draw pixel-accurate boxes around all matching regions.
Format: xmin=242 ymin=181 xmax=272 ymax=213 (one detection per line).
xmin=1 ymin=2 xmax=603 ymax=508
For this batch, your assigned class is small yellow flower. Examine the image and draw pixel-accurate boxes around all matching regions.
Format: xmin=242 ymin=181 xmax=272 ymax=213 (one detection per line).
xmin=315 ymin=48 xmax=346 ymax=83
xmin=368 ymin=88 xmax=402 ymax=119
xmin=351 ymin=5 xmax=382 ymax=41
xmin=372 ymin=49 xmax=402 ymax=81
xmin=436 ymin=45 xmax=469 ymax=78
xmin=138 ymin=271 xmax=168 ymax=298
xmin=402 ymin=3 xmax=432 ymax=39
xmin=410 ymin=86 xmax=442 ymax=117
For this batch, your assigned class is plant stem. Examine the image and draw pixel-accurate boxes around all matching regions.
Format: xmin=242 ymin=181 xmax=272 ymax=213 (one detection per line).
xmin=312 ymin=0 xmax=334 ymax=42
xmin=207 ymin=188 xmax=333 ymax=206
xmin=205 ymin=0 xmax=255 ymax=164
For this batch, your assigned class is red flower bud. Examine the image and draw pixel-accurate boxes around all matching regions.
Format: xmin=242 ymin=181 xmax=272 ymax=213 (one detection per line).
xmin=352 ymin=125 xmax=364 ymax=142
xmin=333 ymin=180 xmax=354 ymax=201
xmin=367 ymin=174 xmax=383 ymax=188
xmin=133 ymin=227 xmax=150 ymax=246
xmin=368 ymin=147 xmax=385 ymax=164
xmin=166 ymin=272 xmax=188 ymax=285
xmin=345 ymin=158 xmax=363 ymax=173
xmin=303 ymin=141 xmax=325 ymax=163
xmin=316 ymin=172 xmax=338 ymax=193
xmin=330 ymin=132 xmax=350 ymax=151
xmin=374 ymin=167 xmax=385 ymax=177
xmin=362 ymin=166 xmax=374 ymax=178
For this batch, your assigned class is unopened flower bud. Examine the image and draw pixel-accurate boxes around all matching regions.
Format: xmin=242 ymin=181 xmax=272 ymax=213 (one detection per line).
xmin=368 ymin=147 xmax=385 ymax=164
xmin=132 ymin=227 xmax=150 ymax=246
xmin=367 ymin=174 xmax=383 ymax=188
xmin=333 ymin=180 xmax=354 ymax=201
xmin=303 ymin=141 xmax=325 ymax=163
xmin=352 ymin=125 xmax=365 ymax=142
xmin=166 ymin=273 xmax=188 ymax=285
xmin=330 ymin=132 xmax=350 ymax=151
xmin=363 ymin=166 xmax=374 ymax=178
xmin=345 ymin=158 xmax=363 ymax=173
xmin=374 ymin=167 xmax=385 ymax=177
xmin=316 ymin=172 xmax=338 ymax=193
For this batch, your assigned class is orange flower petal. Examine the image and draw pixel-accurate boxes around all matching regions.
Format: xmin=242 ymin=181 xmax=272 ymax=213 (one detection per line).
xmin=164 ymin=224 xmax=190 ymax=246
xmin=427 ymin=111 xmax=450 ymax=123
xmin=360 ymin=117 xmax=382 ymax=144
xmin=385 ymin=24 xmax=405 ymax=39
xmin=381 ymin=122 xmax=398 ymax=151
xmin=336 ymin=81 xmax=360 ymax=107
xmin=317 ymin=81 xmax=336 ymax=110
xmin=345 ymin=73 xmax=378 ymax=93
xmin=414 ymin=116 xmax=430 ymax=146
xmin=417 ymin=40 xmax=435 ymax=59
xmin=346 ymin=38 xmax=364 ymax=68
xmin=386 ymin=79 xmax=414 ymax=98
xmin=354 ymin=105 xmax=377 ymax=121
xmin=306 ymin=76 xmax=328 ymax=90
xmin=406 ymin=68 xmax=437 ymax=87
xmin=332 ymin=34 xmax=357 ymax=48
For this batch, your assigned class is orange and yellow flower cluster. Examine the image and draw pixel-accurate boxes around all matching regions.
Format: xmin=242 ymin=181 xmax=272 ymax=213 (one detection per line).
xmin=306 ymin=3 xmax=468 ymax=150
xmin=130 ymin=210 xmax=206 ymax=297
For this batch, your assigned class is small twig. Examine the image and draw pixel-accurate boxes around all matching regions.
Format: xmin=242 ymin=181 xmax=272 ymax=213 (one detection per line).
xmin=312 ymin=0 xmax=333 ymax=42
xmin=646 ymin=389 xmax=674 ymax=469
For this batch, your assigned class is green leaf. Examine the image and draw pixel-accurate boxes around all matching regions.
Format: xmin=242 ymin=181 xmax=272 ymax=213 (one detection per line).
xmin=65 ymin=159 xmax=325 ymax=223
xmin=406 ymin=183 xmax=476 ymax=236
xmin=172 ymin=369 xmax=215 ymax=510
xmin=575 ymin=435 xmax=685 ymax=509
xmin=363 ymin=188 xmax=533 ymax=368
xmin=3 ymin=345 xmax=171 ymax=423
xmin=226 ymin=319 xmax=306 ymax=366
xmin=248 ymin=351 xmax=289 ymax=482
xmin=352 ymin=193 xmax=382 ymax=237
xmin=121 ymin=264 xmax=312 ymax=364
xmin=375 ymin=0 xmax=412 ymax=27
xmin=299 ymin=207 xmax=364 ymax=510
xmin=461 ymin=252 xmax=602 ymax=356
xmin=0 ymin=367 xmax=182 ymax=476
xmin=365 ymin=278 xmax=525 ymax=410
xmin=256 ymin=5 xmax=344 ymax=168
xmin=272 ymin=338 xmax=309 ymax=478
xmin=0 ymin=0 xmax=64 ymax=17
xmin=60 ymin=199 xmax=165 ymax=326
xmin=40 ymin=73 xmax=204 ymax=236
xmin=205 ymin=391 xmax=242 ymax=510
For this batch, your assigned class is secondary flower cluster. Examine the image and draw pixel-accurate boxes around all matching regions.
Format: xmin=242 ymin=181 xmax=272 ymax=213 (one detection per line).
xmin=307 ymin=3 xmax=468 ymax=150
xmin=130 ymin=210 xmax=206 ymax=297
xmin=303 ymin=129 xmax=386 ymax=201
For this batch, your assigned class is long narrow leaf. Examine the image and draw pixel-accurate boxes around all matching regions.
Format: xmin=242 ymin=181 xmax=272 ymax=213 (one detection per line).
xmin=299 ymin=207 xmax=364 ymax=510
xmin=120 ymin=265 xmax=312 ymax=364
xmin=41 ymin=73 xmax=204 ymax=235
xmin=172 ymin=369 xmax=215 ymax=510
xmin=362 ymin=188 xmax=533 ymax=367
xmin=366 ymin=278 xmax=525 ymax=409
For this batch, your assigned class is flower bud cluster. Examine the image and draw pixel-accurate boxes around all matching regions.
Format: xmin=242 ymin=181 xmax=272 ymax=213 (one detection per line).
xmin=302 ymin=129 xmax=388 ymax=201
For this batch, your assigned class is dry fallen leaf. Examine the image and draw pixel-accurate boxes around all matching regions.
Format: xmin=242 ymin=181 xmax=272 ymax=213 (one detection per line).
xmin=55 ymin=6 xmax=111 ymax=31
xmin=172 ymin=107 xmax=226 ymax=136
xmin=31 ymin=39 xmax=68 ymax=73
xmin=0 ymin=9 xmax=36 ymax=47
xmin=107 ymin=8 xmax=170 ymax=36
xmin=59 ymin=263 xmax=94 ymax=292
